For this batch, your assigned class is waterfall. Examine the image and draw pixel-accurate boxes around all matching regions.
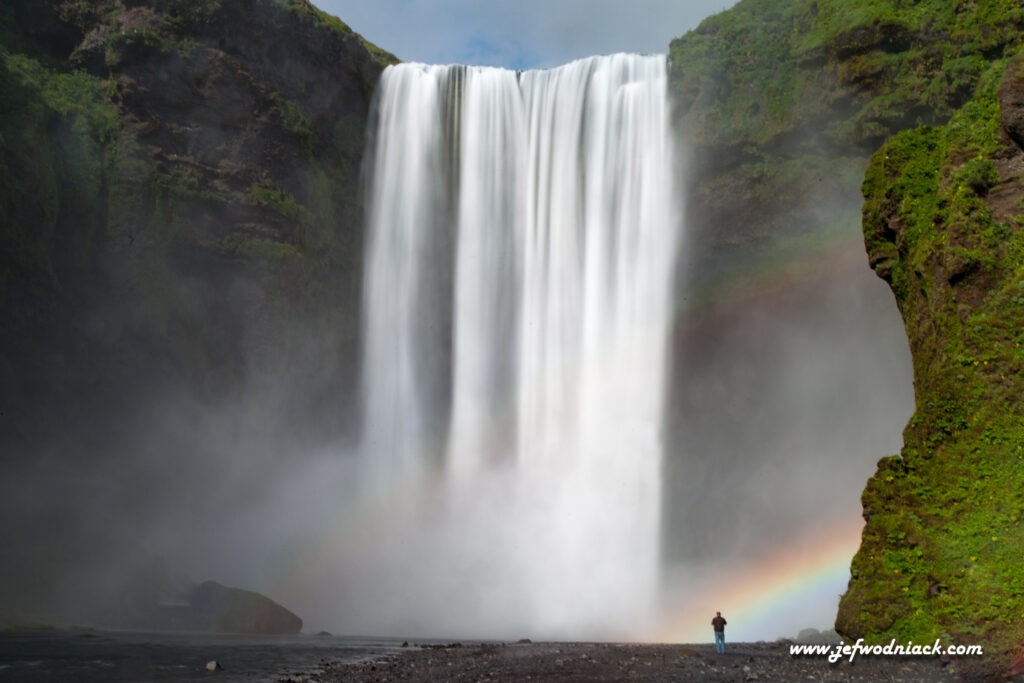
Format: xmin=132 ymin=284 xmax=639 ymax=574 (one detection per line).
xmin=358 ymin=54 xmax=679 ymax=639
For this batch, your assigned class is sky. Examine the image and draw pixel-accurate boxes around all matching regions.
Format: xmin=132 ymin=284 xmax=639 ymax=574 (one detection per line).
xmin=313 ymin=0 xmax=739 ymax=69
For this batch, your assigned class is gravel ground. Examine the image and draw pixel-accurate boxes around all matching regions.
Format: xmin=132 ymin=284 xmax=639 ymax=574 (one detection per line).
xmin=286 ymin=640 xmax=977 ymax=682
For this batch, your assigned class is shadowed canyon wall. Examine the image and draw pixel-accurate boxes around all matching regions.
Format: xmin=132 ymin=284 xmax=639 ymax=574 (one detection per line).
xmin=0 ymin=0 xmax=392 ymax=625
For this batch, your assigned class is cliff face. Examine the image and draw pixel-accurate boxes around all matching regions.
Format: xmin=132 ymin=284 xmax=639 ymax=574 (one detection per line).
xmin=662 ymin=0 xmax=1022 ymax=572
xmin=669 ymin=0 xmax=1023 ymax=289
xmin=669 ymin=0 xmax=1024 ymax=670
xmin=0 ymin=0 xmax=392 ymax=625
xmin=2 ymin=0 xmax=393 ymax=439
xmin=837 ymin=56 xmax=1024 ymax=669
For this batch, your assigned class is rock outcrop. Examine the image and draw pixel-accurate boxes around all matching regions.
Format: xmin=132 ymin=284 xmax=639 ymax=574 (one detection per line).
xmin=184 ymin=580 xmax=302 ymax=634
xmin=837 ymin=53 xmax=1024 ymax=676
xmin=95 ymin=559 xmax=303 ymax=634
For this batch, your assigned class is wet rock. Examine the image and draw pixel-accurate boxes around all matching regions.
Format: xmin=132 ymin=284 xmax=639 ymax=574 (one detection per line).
xmin=795 ymin=627 xmax=841 ymax=644
xmin=1001 ymin=56 xmax=1024 ymax=150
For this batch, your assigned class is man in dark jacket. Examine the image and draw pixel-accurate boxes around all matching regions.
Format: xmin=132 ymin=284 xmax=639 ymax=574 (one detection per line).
xmin=711 ymin=611 xmax=727 ymax=654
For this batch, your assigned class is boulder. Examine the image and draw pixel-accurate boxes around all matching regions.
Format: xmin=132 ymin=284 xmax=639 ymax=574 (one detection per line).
xmin=187 ymin=581 xmax=302 ymax=635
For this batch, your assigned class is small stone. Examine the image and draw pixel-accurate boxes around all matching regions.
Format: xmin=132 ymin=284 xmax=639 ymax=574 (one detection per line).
xmin=205 ymin=660 xmax=222 ymax=671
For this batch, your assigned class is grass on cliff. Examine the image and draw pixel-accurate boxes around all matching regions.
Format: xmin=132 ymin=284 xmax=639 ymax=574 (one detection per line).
xmin=670 ymin=0 xmax=1024 ymax=148
xmin=668 ymin=0 xmax=1024 ymax=312
xmin=0 ymin=46 xmax=118 ymax=317
xmin=842 ymin=52 xmax=1024 ymax=661
xmin=272 ymin=0 xmax=397 ymax=65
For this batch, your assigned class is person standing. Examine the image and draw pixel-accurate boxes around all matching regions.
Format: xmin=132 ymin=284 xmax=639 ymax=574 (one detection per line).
xmin=711 ymin=611 xmax=727 ymax=654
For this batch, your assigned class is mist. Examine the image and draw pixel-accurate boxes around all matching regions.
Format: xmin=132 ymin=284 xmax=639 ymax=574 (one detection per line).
xmin=1 ymin=39 xmax=913 ymax=649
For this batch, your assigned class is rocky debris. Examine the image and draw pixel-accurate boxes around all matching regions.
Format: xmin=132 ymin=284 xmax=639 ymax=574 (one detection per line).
xmin=317 ymin=641 xmax=959 ymax=682
xmin=831 ymin=22 xmax=913 ymax=61
xmin=794 ymin=627 xmax=842 ymax=644
xmin=422 ymin=642 xmax=463 ymax=650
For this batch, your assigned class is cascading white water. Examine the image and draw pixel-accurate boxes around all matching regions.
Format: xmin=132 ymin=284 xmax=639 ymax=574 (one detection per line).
xmin=358 ymin=53 xmax=679 ymax=639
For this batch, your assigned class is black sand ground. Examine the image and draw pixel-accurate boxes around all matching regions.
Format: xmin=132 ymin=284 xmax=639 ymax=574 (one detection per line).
xmin=303 ymin=640 xmax=974 ymax=682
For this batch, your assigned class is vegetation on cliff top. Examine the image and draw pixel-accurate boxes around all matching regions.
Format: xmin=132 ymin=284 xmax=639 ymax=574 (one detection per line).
xmin=671 ymin=0 xmax=1024 ymax=148
xmin=277 ymin=0 xmax=397 ymax=65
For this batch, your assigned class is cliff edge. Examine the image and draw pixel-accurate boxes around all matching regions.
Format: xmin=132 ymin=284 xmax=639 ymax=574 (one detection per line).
xmin=837 ymin=54 xmax=1024 ymax=675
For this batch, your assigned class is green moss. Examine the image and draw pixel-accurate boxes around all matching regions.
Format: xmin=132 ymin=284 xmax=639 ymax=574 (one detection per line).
xmin=840 ymin=51 xmax=1024 ymax=667
xmin=670 ymin=0 xmax=808 ymax=144
xmin=671 ymin=0 xmax=1024 ymax=149
xmin=153 ymin=0 xmax=223 ymax=29
xmin=245 ymin=181 xmax=303 ymax=221
xmin=272 ymin=0 xmax=397 ymax=66
xmin=105 ymin=27 xmax=170 ymax=66
xmin=270 ymin=94 xmax=315 ymax=152
xmin=234 ymin=237 xmax=301 ymax=264
xmin=0 ymin=47 xmax=119 ymax=320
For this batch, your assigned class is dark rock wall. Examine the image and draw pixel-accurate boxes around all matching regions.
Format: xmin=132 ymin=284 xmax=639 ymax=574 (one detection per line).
xmin=2 ymin=0 xmax=393 ymax=432
xmin=0 ymin=0 xmax=392 ymax=626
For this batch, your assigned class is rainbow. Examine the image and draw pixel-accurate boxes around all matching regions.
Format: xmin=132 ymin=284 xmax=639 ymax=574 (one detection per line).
xmin=261 ymin=241 xmax=877 ymax=639
xmin=652 ymin=517 xmax=864 ymax=643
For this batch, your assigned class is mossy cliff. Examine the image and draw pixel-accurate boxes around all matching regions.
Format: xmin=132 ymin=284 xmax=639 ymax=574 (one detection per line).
xmin=669 ymin=0 xmax=1023 ymax=290
xmin=670 ymin=0 xmax=1024 ymax=673
xmin=837 ymin=56 xmax=1024 ymax=671
xmin=0 ymin=0 xmax=392 ymax=625
xmin=1 ymin=0 xmax=394 ymax=442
